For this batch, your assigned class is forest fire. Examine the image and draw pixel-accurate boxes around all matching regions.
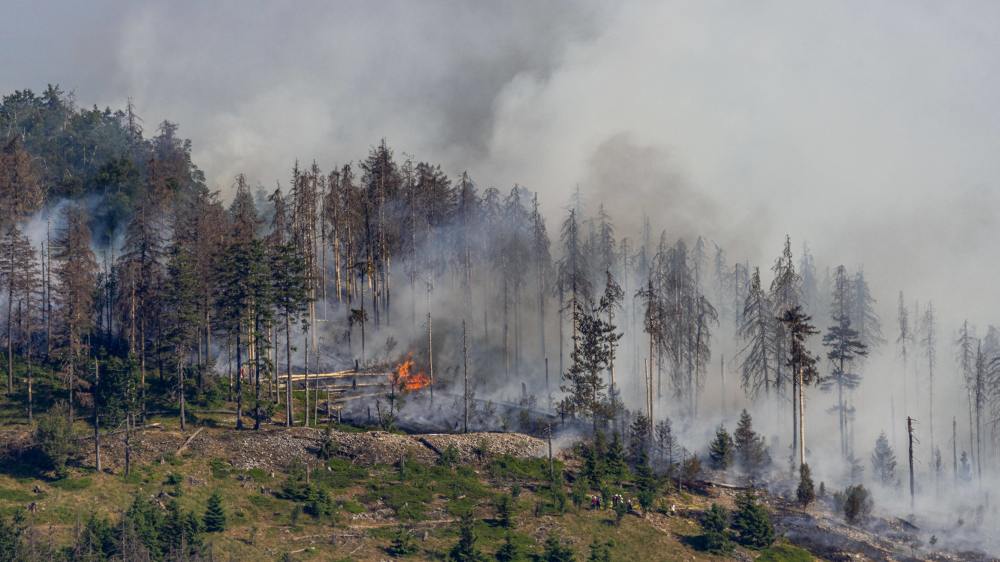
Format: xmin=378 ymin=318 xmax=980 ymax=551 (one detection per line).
xmin=391 ymin=355 xmax=431 ymax=392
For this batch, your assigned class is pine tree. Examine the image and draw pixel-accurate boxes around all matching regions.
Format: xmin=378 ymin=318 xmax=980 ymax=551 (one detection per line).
xmin=700 ymin=503 xmax=732 ymax=553
xmin=708 ymin=425 xmax=734 ymax=470
xmin=733 ymin=410 xmax=769 ymax=475
xmin=540 ymin=535 xmax=577 ymax=562
xmin=560 ymin=305 xmax=620 ymax=430
xmin=796 ymin=463 xmax=815 ymax=507
xmin=587 ymin=538 xmax=612 ymax=562
xmin=448 ymin=516 xmax=486 ymax=562
xmin=738 ymin=267 xmax=775 ymax=398
xmin=203 ymin=491 xmax=226 ymax=532
xmin=871 ymin=432 xmax=897 ymax=486
xmin=54 ymin=205 xmax=98 ymax=425
xmin=822 ymin=265 xmax=867 ymax=460
xmin=780 ymin=305 xmax=819 ymax=470
xmin=495 ymin=534 xmax=520 ymax=562
xmin=731 ymin=492 xmax=775 ymax=548
xmin=841 ymin=484 xmax=872 ymax=524
xmin=654 ymin=417 xmax=681 ymax=472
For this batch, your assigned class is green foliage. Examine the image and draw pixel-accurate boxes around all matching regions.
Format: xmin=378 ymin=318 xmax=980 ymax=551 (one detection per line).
xmin=49 ymin=477 xmax=91 ymax=491
xmin=733 ymin=410 xmax=770 ymax=474
xmin=0 ymin=511 xmax=24 ymax=562
xmin=871 ymin=432 xmax=897 ymax=486
xmin=731 ymin=492 xmax=774 ymax=549
xmin=317 ymin=424 xmax=337 ymax=460
xmin=796 ymin=463 xmax=815 ymax=507
xmin=209 ymin=458 xmax=231 ymax=479
xmin=841 ymin=484 xmax=873 ymax=524
xmin=204 ymin=491 xmax=227 ymax=532
xmin=699 ymin=503 xmax=733 ymax=554
xmin=304 ymin=487 xmax=335 ymax=519
xmin=439 ymin=444 xmax=460 ymax=467
xmin=448 ymin=515 xmax=487 ymax=562
xmin=495 ymin=534 xmax=522 ymax=562
xmin=681 ymin=455 xmax=702 ymax=483
xmin=587 ymin=538 xmax=612 ymax=562
xmin=604 ymin=433 xmax=627 ymax=481
xmin=488 ymin=455 xmax=558 ymax=481
xmin=757 ymin=543 xmax=815 ymax=562
xmin=495 ymin=493 xmax=514 ymax=528
xmin=540 ymin=535 xmax=577 ymax=562
xmin=34 ymin=401 xmax=74 ymax=477
xmin=76 ymin=514 xmax=117 ymax=558
xmin=387 ymin=527 xmax=419 ymax=557
xmin=708 ymin=425 xmax=734 ymax=470
xmin=559 ymin=304 xmax=621 ymax=424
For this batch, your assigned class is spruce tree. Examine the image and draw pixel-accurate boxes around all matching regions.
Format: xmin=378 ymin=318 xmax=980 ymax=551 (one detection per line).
xmin=587 ymin=538 xmax=612 ymax=562
xmin=541 ymin=535 xmax=577 ymax=562
xmin=449 ymin=516 xmax=486 ymax=562
xmin=733 ymin=410 xmax=769 ymax=475
xmin=871 ymin=432 xmax=897 ymax=486
xmin=495 ymin=534 xmax=520 ymax=562
xmin=796 ymin=463 xmax=815 ymax=507
xmin=203 ymin=491 xmax=227 ymax=532
xmin=700 ymin=503 xmax=732 ymax=553
xmin=731 ymin=492 xmax=774 ymax=548
xmin=708 ymin=425 xmax=734 ymax=470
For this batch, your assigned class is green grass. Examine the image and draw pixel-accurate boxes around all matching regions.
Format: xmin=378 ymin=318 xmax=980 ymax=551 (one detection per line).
xmin=49 ymin=477 xmax=92 ymax=491
xmin=0 ymin=486 xmax=38 ymax=502
xmin=757 ymin=543 xmax=816 ymax=562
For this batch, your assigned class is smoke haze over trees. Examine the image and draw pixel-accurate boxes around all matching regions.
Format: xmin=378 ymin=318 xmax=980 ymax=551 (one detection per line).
xmin=3 ymin=1 xmax=1000 ymax=557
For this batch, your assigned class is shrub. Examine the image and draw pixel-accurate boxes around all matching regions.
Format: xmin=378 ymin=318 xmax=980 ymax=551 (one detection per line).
xmin=438 ymin=444 xmax=460 ymax=467
xmin=317 ymin=424 xmax=336 ymax=460
xmin=842 ymin=484 xmax=872 ymax=524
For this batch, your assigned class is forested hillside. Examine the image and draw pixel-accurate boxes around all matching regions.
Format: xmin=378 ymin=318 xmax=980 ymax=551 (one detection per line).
xmin=0 ymin=86 xmax=998 ymax=561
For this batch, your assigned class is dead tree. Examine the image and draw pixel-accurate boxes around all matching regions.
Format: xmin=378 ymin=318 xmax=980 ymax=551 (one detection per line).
xmin=907 ymin=416 xmax=917 ymax=511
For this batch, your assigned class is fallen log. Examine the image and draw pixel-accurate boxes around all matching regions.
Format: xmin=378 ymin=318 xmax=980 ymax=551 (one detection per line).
xmin=175 ymin=427 xmax=204 ymax=456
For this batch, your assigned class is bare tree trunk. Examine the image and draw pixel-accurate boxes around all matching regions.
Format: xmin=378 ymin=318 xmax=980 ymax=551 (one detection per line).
xmin=463 ymin=319 xmax=469 ymax=433
xmin=285 ymin=314 xmax=293 ymax=427
xmin=953 ymin=416 xmax=958 ymax=484
xmin=907 ymin=416 xmax=916 ymax=511
xmin=428 ymin=312 xmax=434 ymax=405
xmin=798 ymin=366 xmax=805 ymax=468
xmin=178 ymin=358 xmax=186 ymax=432
xmin=94 ymin=358 xmax=101 ymax=472
xmin=235 ymin=328 xmax=243 ymax=430
xmin=304 ymin=324 xmax=310 ymax=427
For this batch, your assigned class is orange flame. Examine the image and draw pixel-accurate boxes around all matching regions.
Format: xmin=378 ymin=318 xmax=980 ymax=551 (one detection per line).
xmin=392 ymin=354 xmax=431 ymax=391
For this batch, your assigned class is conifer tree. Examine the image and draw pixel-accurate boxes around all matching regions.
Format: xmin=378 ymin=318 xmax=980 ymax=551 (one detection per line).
xmin=822 ymin=265 xmax=867 ymax=460
xmin=54 ymin=205 xmax=98 ymax=425
xmin=203 ymin=491 xmax=226 ymax=532
xmin=871 ymin=431 xmax=897 ymax=486
xmin=739 ymin=268 xmax=775 ymax=398
xmin=708 ymin=425 xmax=734 ymax=470
xmin=448 ymin=515 xmax=486 ymax=562
xmin=796 ymin=463 xmax=815 ymax=507
xmin=733 ymin=410 xmax=769 ymax=476
xmin=731 ymin=492 xmax=775 ymax=548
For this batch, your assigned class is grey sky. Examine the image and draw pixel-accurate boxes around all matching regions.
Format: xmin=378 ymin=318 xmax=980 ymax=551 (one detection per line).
xmin=4 ymin=0 xmax=1000 ymax=329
